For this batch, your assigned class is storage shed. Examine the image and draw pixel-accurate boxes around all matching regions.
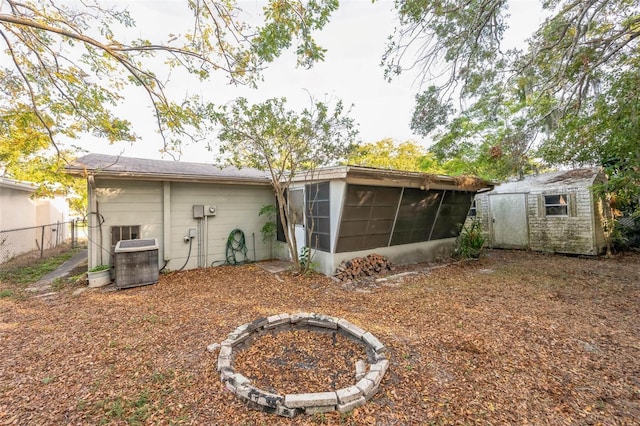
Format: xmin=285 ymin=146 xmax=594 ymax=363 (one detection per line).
xmin=472 ymin=168 xmax=612 ymax=255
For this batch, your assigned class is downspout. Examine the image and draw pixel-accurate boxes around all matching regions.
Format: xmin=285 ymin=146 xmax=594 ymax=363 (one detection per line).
xmin=87 ymin=175 xmax=99 ymax=269
xmin=162 ymin=181 xmax=171 ymax=267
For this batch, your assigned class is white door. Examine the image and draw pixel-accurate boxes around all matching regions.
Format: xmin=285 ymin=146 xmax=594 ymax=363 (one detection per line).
xmin=289 ymin=189 xmax=307 ymax=254
xmin=489 ymin=193 xmax=529 ymax=248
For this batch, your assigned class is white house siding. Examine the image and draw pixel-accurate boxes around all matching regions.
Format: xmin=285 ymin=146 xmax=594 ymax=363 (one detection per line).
xmin=167 ymin=182 xmax=274 ymax=271
xmin=312 ymin=238 xmax=457 ymax=276
xmin=90 ymin=179 xmax=164 ymax=268
xmin=0 ymin=185 xmax=37 ymax=262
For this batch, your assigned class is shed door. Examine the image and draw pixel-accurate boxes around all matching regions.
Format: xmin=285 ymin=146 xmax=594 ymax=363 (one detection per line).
xmin=489 ymin=193 xmax=529 ymax=248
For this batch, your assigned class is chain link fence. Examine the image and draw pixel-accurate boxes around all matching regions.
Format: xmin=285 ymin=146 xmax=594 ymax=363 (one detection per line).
xmin=0 ymin=220 xmax=83 ymax=265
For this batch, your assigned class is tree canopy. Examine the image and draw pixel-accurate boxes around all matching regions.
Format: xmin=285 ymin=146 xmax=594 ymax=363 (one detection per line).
xmin=385 ymin=0 xmax=640 ymax=204
xmin=213 ymin=96 xmax=357 ymax=271
xmin=346 ymin=138 xmax=444 ymax=173
xmin=0 ymin=0 xmax=339 ymax=195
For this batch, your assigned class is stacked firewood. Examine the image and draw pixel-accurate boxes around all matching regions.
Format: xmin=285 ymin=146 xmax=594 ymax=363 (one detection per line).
xmin=334 ymin=253 xmax=395 ymax=281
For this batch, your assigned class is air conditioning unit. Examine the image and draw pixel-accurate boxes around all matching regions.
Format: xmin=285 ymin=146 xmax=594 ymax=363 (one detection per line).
xmin=114 ymin=238 xmax=159 ymax=289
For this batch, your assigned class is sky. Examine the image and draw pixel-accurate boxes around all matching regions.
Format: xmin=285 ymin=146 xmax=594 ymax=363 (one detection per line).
xmin=27 ymin=0 xmax=545 ymax=163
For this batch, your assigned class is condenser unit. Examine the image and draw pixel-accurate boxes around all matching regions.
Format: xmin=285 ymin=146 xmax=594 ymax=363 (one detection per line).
xmin=114 ymin=238 xmax=159 ymax=289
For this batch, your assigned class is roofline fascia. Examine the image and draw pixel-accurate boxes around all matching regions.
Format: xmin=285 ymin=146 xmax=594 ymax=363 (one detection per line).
xmin=67 ymin=169 xmax=272 ymax=186
xmin=288 ymin=166 xmax=494 ymax=191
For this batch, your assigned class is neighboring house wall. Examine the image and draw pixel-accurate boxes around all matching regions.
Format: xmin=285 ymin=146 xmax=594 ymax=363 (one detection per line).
xmin=0 ymin=183 xmax=37 ymax=262
xmin=88 ymin=178 xmax=274 ymax=270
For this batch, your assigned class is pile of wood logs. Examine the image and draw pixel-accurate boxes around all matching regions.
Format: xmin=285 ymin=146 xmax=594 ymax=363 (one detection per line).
xmin=334 ymin=253 xmax=395 ymax=281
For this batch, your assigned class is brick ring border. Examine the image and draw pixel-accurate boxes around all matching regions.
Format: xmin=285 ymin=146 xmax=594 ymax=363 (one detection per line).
xmin=215 ymin=312 xmax=389 ymax=418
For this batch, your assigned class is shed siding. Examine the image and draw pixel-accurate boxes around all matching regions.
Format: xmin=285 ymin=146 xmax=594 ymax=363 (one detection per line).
xmin=474 ymin=171 xmax=611 ymax=256
xmin=526 ymin=188 xmax=596 ymax=254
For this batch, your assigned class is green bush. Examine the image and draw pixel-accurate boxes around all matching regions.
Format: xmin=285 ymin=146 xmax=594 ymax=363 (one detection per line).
xmin=456 ymin=219 xmax=485 ymax=259
xmin=611 ymin=211 xmax=640 ymax=251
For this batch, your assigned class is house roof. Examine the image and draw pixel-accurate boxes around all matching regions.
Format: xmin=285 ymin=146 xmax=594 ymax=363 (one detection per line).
xmin=0 ymin=176 xmax=36 ymax=193
xmin=66 ymin=154 xmax=271 ymax=185
xmin=488 ymin=167 xmax=604 ymax=194
xmin=66 ymin=154 xmax=495 ymax=192
xmin=291 ymin=165 xmax=495 ymax=192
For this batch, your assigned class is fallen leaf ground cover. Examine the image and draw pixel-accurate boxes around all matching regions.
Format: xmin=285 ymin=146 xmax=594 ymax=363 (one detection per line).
xmin=1 ymin=249 xmax=639 ymax=425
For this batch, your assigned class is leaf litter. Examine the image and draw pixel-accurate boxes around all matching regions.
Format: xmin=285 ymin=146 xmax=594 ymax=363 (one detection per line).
xmin=0 ymin=249 xmax=639 ymax=425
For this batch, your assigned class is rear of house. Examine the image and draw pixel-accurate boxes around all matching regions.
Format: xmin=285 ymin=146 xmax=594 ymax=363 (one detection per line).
xmin=473 ymin=168 xmax=611 ymax=255
xmin=283 ymin=167 xmax=494 ymax=275
xmin=67 ymin=155 xmax=494 ymax=278
xmin=66 ymin=154 xmax=274 ymax=272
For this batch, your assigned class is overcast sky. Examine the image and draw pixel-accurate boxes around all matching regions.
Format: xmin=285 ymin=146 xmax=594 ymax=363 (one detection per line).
xmin=12 ymin=0 xmax=544 ymax=163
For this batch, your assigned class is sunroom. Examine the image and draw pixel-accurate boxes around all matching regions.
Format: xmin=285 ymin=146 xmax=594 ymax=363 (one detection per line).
xmin=279 ymin=166 xmax=494 ymax=275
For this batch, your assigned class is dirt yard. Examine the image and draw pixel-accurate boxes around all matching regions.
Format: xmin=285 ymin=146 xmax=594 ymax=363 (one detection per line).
xmin=1 ymin=250 xmax=639 ymax=425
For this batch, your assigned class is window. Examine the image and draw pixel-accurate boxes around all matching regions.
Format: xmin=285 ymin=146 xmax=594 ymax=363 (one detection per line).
xmin=336 ymin=185 xmax=402 ymax=253
xmin=111 ymin=225 xmax=140 ymax=247
xmin=468 ymin=199 xmax=477 ymax=217
xmin=544 ymin=194 xmax=568 ymax=216
xmin=306 ymin=182 xmax=330 ymax=252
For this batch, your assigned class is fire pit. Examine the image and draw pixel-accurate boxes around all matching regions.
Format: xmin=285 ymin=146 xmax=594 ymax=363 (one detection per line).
xmin=214 ymin=313 xmax=388 ymax=417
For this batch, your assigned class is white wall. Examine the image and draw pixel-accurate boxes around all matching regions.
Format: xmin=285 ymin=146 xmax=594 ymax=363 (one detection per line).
xmin=89 ymin=178 xmax=275 ymax=271
xmin=168 ymin=182 xmax=274 ymax=270
xmin=90 ymin=179 xmax=163 ymax=268
xmin=0 ymin=186 xmax=37 ymax=262
xmin=311 ymin=238 xmax=457 ymax=276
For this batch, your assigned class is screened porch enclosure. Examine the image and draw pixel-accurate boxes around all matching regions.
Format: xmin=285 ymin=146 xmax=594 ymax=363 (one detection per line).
xmin=276 ymin=165 xmax=492 ymax=275
xmin=335 ymin=184 xmax=474 ymax=253
xmin=280 ymin=182 xmax=475 ymax=254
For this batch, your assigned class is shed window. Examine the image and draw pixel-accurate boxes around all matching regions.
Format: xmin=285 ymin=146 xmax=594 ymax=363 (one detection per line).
xmin=306 ymin=182 xmax=330 ymax=252
xmin=111 ymin=225 xmax=140 ymax=248
xmin=544 ymin=194 xmax=568 ymax=216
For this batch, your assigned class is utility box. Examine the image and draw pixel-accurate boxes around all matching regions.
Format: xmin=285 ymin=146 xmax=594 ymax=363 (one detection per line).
xmin=114 ymin=238 xmax=159 ymax=289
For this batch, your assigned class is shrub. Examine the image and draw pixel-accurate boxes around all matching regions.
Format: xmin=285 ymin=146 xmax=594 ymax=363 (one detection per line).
xmin=456 ymin=219 xmax=485 ymax=258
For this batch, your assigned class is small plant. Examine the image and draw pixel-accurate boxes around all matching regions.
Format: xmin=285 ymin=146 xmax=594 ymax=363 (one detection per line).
xmin=0 ymin=289 xmax=14 ymax=298
xmin=456 ymin=219 xmax=485 ymax=258
xmin=299 ymin=246 xmax=310 ymax=268
xmin=258 ymin=204 xmax=278 ymax=259
xmin=88 ymin=264 xmax=110 ymax=273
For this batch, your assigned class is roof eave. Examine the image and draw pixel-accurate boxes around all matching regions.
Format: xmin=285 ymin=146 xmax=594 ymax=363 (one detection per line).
xmin=66 ymin=168 xmax=271 ymax=186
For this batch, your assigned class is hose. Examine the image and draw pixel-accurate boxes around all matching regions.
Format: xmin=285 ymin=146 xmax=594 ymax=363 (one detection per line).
xmin=225 ymin=229 xmax=249 ymax=265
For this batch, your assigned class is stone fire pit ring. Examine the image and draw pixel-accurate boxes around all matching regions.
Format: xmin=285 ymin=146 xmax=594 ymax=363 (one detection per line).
xmin=215 ymin=312 xmax=388 ymax=417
